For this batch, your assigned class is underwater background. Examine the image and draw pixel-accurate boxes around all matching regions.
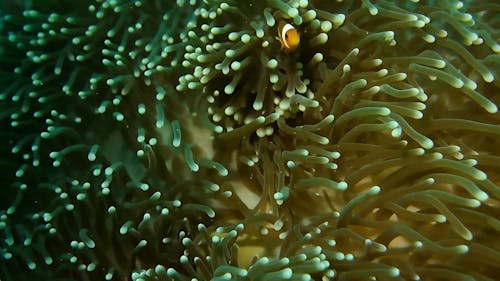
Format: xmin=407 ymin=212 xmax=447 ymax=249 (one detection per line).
xmin=1 ymin=0 xmax=499 ymax=280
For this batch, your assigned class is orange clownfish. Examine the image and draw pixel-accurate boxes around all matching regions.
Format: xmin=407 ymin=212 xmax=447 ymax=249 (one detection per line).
xmin=278 ymin=20 xmax=300 ymax=54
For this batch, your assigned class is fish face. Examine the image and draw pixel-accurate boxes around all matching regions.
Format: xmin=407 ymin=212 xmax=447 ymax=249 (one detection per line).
xmin=278 ymin=20 xmax=300 ymax=53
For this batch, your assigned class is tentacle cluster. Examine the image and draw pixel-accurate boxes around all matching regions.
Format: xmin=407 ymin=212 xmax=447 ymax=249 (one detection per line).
xmin=1 ymin=0 xmax=499 ymax=281
xmin=177 ymin=0 xmax=346 ymax=137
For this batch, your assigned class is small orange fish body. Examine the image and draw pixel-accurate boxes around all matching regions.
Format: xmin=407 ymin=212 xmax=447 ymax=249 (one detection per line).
xmin=278 ymin=20 xmax=300 ymax=54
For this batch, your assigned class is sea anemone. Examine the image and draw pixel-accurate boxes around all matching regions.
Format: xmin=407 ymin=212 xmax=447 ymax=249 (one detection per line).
xmin=1 ymin=0 xmax=499 ymax=280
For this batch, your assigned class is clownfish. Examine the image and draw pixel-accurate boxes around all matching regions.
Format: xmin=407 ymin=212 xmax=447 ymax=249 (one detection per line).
xmin=277 ymin=20 xmax=300 ymax=54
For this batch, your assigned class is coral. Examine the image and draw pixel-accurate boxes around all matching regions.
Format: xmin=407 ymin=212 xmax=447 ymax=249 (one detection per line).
xmin=1 ymin=0 xmax=499 ymax=281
